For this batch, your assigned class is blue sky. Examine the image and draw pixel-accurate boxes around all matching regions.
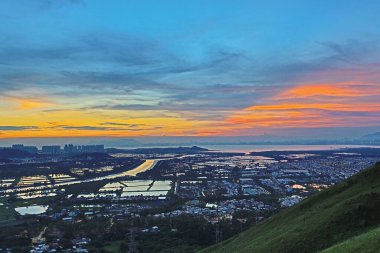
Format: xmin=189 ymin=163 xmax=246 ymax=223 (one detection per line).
xmin=1 ymin=0 xmax=380 ymax=139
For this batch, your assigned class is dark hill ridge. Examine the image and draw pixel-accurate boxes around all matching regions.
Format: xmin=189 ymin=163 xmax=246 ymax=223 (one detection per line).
xmin=0 ymin=148 xmax=38 ymax=159
xmin=106 ymin=146 xmax=208 ymax=154
xmin=201 ymin=162 xmax=380 ymax=253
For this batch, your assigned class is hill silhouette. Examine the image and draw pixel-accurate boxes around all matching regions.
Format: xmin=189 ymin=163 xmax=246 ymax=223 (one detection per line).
xmin=0 ymin=148 xmax=38 ymax=159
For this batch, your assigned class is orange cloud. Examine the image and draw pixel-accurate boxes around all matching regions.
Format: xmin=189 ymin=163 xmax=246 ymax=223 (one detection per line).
xmin=222 ymin=81 xmax=380 ymax=133
xmin=246 ymin=103 xmax=380 ymax=112
xmin=278 ymin=82 xmax=380 ymax=99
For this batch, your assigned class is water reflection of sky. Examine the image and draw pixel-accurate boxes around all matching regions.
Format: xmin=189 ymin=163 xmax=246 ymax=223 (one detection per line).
xmin=15 ymin=205 xmax=48 ymax=215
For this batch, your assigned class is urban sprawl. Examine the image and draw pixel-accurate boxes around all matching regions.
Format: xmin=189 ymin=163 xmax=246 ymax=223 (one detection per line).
xmin=0 ymin=144 xmax=379 ymax=252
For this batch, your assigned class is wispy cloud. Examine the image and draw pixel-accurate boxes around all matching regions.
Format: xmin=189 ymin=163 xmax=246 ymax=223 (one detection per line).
xmin=0 ymin=126 xmax=39 ymax=131
xmin=100 ymin=122 xmax=145 ymax=127
xmin=57 ymin=125 xmax=109 ymax=131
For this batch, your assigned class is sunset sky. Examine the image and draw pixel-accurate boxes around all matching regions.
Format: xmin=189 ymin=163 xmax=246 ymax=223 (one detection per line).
xmin=1 ymin=0 xmax=380 ymax=139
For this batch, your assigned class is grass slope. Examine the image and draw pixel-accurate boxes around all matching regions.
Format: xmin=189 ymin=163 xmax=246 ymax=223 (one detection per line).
xmin=201 ymin=162 xmax=380 ymax=253
xmin=321 ymin=226 xmax=380 ymax=253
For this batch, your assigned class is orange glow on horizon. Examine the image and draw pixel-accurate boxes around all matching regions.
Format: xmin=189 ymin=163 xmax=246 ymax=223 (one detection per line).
xmin=1 ymin=81 xmax=380 ymax=138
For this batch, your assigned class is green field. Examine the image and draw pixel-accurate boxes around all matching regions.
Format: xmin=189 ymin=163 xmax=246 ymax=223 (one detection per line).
xmin=0 ymin=202 xmax=15 ymax=222
xmin=201 ymin=162 xmax=380 ymax=253
xmin=103 ymin=240 xmax=126 ymax=253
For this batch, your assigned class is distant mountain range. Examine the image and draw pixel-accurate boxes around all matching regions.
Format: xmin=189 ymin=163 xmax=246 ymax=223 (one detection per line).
xmin=0 ymin=146 xmax=210 ymax=161
xmin=201 ymin=162 xmax=380 ymax=253
xmin=106 ymin=146 xmax=209 ymax=154
xmin=360 ymin=132 xmax=380 ymax=140
xmin=99 ymin=132 xmax=380 ymax=147
xmin=1 ymin=131 xmax=380 ymax=148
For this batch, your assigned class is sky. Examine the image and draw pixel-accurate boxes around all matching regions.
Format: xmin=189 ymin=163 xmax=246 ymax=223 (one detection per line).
xmin=1 ymin=0 xmax=380 ymax=140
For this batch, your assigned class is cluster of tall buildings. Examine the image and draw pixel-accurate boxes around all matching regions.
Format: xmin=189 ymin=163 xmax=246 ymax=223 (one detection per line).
xmin=11 ymin=144 xmax=39 ymax=154
xmin=11 ymin=144 xmax=105 ymax=155
xmin=63 ymin=144 xmax=105 ymax=154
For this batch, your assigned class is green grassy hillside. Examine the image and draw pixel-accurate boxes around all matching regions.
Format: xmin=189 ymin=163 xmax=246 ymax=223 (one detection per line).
xmin=201 ymin=162 xmax=380 ymax=253
xmin=321 ymin=226 xmax=380 ymax=253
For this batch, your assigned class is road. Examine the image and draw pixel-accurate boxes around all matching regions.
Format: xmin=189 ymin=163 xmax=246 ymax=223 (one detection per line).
xmin=121 ymin=159 xmax=157 ymax=177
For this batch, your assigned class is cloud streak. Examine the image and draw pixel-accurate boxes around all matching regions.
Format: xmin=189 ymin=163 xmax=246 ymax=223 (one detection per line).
xmin=0 ymin=126 xmax=39 ymax=131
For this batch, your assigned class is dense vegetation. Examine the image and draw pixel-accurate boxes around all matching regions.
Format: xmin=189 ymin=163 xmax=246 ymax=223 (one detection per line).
xmin=201 ymin=162 xmax=380 ymax=253
xmin=0 ymin=149 xmax=38 ymax=159
xmin=93 ymin=214 xmax=259 ymax=253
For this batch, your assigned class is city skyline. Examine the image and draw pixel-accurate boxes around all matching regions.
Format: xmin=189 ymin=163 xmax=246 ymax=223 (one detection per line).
xmin=1 ymin=0 xmax=380 ymax=139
